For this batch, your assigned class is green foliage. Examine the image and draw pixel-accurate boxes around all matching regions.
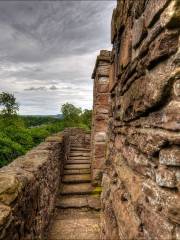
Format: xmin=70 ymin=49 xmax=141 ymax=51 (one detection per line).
xmin=22 ymin=115 xmax=59 ymax=128
xmin=61 ymin=103 xmax=92 ymax=130
xmin=0 ymin=94 xmax=92 ymax=168
xmin=0 ymin=133 xmax=25 ymax=167
xmin=29 ymin=127 xmax=49 ymax=145
xmin=0 ymin=92 xmax=19 ymax=116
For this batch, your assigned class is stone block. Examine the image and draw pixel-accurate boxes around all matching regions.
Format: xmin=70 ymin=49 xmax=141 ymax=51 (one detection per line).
xmin=159 ymin=147 xmax=180 ymax=166
xmin=97 ymin=64 xmax=110 ymax=77
xmin=132 ymin=0 xmax=146 ymax=19
xmin=101 ymin=201 xmax=119 ymax=240
xmin=140 ymin=203 xmax=174 ymax=240
xmin=95 ymin=144 xmax=106 ymax=158
xmin=97 ymin=84 xmax=109 ymax=93
xmin=118 ymin=57 xmax=177 ymax=121
xmin=142 ymin=179 xmax=179 ymax=217
xmin=96 ymin=106 xmax=109 ymax=115
xmin=160 ymin=0 xmax=180 ymax=28
xmin=111 ymin=189 xmax=143 ymax=240
xmin=129 ymin=100 xmax=180 ymax=131
xmin=144 ymin=0 xmax=171 ymax=27
xmin=118 ymin=19 xmax=132 ymax=69
xmin=174 ymin=79 xmax=180 ymax=98
xmin=0 ymin=204 xmax=11 ymax=227
xmin=96 ymin=94 xmax=109 ymax=106
xmin=116 ymin=127 xmax=167 ymax=156
xmin=98 ymin=76 xmax=109 ymax=84
xmin=111 ymin=8 xmax=118 ymax=44
xmin=132 ymin=16 xmax=147 ymax=49
xmin=114 ymin=153 xmax=144 ymax=203
xmin=95 ymin=132 xmax=107 ymax=142
xmin=155 ymin=165 xmax=177 ymax=188
xmin=147 ymin=30 xmax=179 ymax=69
xmin=0 ymin=172 xmax=21 ymax=205
xmin=91 ymin=169 xmax=103 ymax=186
xmin=94 ymin=120 xmax=108 ymax=132
xmin=92 ymin=157 xmax=105 ymax=170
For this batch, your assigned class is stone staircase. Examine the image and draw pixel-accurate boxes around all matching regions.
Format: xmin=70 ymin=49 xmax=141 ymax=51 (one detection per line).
xmin=48 ymin=142 xmax=101 ymax=240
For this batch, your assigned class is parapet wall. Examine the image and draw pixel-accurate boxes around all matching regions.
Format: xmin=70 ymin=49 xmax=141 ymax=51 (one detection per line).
xmin=0 ymin=133 xmax=64 ymax=240
xmin=0 ymin=128 xmax=89 ymax=240
xmin=100 ymin=0 xmax=180 ymax=239
xmin=91 ymin=50 xmax=111 ymax=186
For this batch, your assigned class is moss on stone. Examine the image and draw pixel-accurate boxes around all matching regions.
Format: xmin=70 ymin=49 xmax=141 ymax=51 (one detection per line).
xmin=91 ymin=186 xmax=102 ymax=196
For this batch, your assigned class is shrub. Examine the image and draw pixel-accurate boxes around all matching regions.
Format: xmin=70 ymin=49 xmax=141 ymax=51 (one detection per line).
xmin=29 ymin=127 xmax=50 ymax=145
xmin=0 ymin=133 xmax=25 ymax=167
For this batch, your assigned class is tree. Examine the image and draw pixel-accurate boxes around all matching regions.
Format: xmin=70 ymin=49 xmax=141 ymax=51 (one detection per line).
xmin=0 ymin=92 xmax=19 ymax=116
xmin=82 ymin=109 xmax=92 ymax=129
xmin=61 ymin=103 xmax=82 ymax=124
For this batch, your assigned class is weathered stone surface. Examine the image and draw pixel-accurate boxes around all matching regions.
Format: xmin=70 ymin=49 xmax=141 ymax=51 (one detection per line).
xmin=144 ymin=0 xmax=171 ymax=27
xmin=97 ymin=84 xmax=109 ymax=93
xmin=147 ymin=30 xmax=179 ymax=69
xmin=159 ymin=147 xmax=180 ymax=166
xmin=0 ymin=204 xmax=11 ymax=227
xmin=111 ymin=189 xmax=143 ymax=240
xmin=132 ymin=16 xmax=147 ymax=49
xmin=118 ymin=18 xmax=132 ymax=69
xmin=0 ymin=132 xmax=65 ymax=240
xmin=119 ymin=58 xmax=178 ymax=121
xmin=124 ymin=100 xmax=180 ymax=131
xmin=155 ymin=165 xmax=178 ymax=188
xmin=160 ymin=0 xmax=180 ymax=28
xmin=95 ymin=132 xmax=107 ymax=142
xmin=49 ymin=209 xmax=100 ymax=240
xmin=140 ymin=203 xmax=174 ymax=240
xmin=0 ymin=173 xmax=20 ymax=205
xmin=174 ymin=79 xmax=180 ymax=98
xmin=99 ymin=0 xmax=180 ymax=239
xmin=96 ymin=94 xmax=109 ymax=106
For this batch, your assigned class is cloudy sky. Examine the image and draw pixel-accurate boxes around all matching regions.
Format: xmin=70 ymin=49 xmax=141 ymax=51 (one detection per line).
xmin=0 ymin=0 xmax=115 ymax=115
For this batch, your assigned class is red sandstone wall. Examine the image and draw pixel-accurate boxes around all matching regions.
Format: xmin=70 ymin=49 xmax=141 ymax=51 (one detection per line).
xmin=91 ymin=50 xmax=111 ymax=186
xmin=100 ymin=0 xmax=180 ymax=239
xmin=0 ymin=128 xmax=89 ymax=240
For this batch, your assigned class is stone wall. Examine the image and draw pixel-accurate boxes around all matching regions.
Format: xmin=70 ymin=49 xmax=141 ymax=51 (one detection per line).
xmin=100 ymin=0 xmax=180 ymax=239
xmin=0 ymin=128 xmax=90 ymax=240
xmin=0 ymin=133 xmax=64 ymax=240
xmin=91 ymin=50 xmax=111 ymax=186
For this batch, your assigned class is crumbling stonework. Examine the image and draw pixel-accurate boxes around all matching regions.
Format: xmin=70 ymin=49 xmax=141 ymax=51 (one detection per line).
xmin=99 ymin=0 xmax=180 ymax=239
xmin=0 ymin=128 xmax=90 ymax=240
xmin=0 ymin=133 xmax=64 ymax=240
xmin=91 ymin=50 xmax=111 ymax=186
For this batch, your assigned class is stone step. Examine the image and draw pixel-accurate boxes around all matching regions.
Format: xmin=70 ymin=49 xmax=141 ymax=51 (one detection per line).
xmin=61 ymin=183 xmax=101 ymax=195
xmin=66 ymin=160 xmax=91 ymax=164
xmin=69 ymin=151 xmax=90 ymax=156
xmin=68 ymin=156 xmax=90 ymax=160
xmin=62 ymin=174 xmax=91 ymax=183
xmin=64 ymin=164 xmax=90 ymax=170
xmin=70 ymin=147 xmax=90 ymax=152
xmin=48 ymin=209 xmax=100 ymax=240
xmin=56 ymin=195 xmax=101 ymax=210
xmin=71 ymin=144 xmax=90 ymax=147
xmin=64 ymin=169 xmax=91 ymax=175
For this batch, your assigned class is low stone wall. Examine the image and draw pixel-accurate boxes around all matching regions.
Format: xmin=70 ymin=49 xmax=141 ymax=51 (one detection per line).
xmin=99 ymin=0 xmax=180 ymax=239
xmin=0 ymin=133 xmax=65 ymax=240
xmin=0 ymin=128 xmax=90 ymax=240
xmin=91 ymin=50 xmax=111 ymax=186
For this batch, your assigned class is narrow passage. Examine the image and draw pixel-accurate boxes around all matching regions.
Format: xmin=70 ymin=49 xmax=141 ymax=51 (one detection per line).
xmin=49 ymin=141 xmax=101 ymax=240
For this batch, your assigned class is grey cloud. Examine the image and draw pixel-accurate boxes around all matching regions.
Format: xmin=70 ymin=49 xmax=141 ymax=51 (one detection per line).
xmin=0 ymin=1 xmax=116 ymax=115
xmin=24 ymin=86 xmax=46 ymax=91
xmin=49 ymin=85 xmax=58 ymax=90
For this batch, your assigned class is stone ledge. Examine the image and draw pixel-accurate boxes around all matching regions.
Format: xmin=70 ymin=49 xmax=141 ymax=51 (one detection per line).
xmin=0 ymin=131 xmax=65 ymax=239
xmin=92 ymin=50 xmax=111 ymax=79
